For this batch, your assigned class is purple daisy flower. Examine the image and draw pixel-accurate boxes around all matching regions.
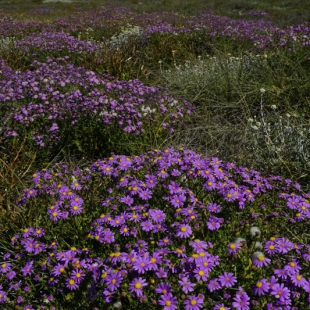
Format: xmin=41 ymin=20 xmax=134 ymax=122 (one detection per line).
xmin=22 ymin=227 xmax=33 ymax=238
xmin=33 ymin=228 xmax=44 ymax=237
xmin=184 ymin=294 xmax=204 ymax=310
xmin=207 ymin=279 xmax=221 ymax=292
xmin=156 ymin=267 xmax=168 ymax=278
xmin=253 ymin=279 xmax=269 ymax=296
xmin=178 ymin=277 xmax=195 ymax=293
xmin=70 ymin=204 xmax=83 ymax=215
xmin=138 ymin=188 xmax=152 ymax=200
xmin=129 ymin=277 xmax=148 ymax=297
xmin=227 ymin=242 xmax=242 ymax=255
xmin=21 ymin=261 xmax=34 ymax=277
xmin=252 ymin=252 xmax=271 ymax=268
xmin=176 ymin=224 xmax=192 ymax=238
xmin=149 ymin=209 xmax=166 ymax=223
xmin=71 ymin=269 xmax=85 ymax=284
xmin=284 ymin=261 xmax=301 ymax=275
xmin=132 ymin=256 xmax=150 ymax=274
xmin=140 ymin=220 xmax=154 ymax=232
xmin=290 ymin=274 xmax=307 ymax=287
xmin=105 ymin=273 xmax=123 ymax=291
xmin=232 ymin=287 xmax=250 ymax=310
xmin=0 ymin=262 xmax=11 ymax=273
xmin=0 ymin=290 xmax=7 ymax=303
xmin=158 ymin=293 xmax=178 ymax=310
xmin=155 ymin=282 xmax=172 ymax=295
xmin=170 ymin=194 xmax=186 ymax=208
xmin=270 ymin=283 xmax=290 ymax=304
xmin=218 ymin=272 xmax=237 ymax=288
xmin=206 ymin=215 xmax=221 ymax=230
xmin=194 ymin=266 xmax=209 ymax=281
xmin=66 ymin=278 xmax=79 ymax=290
xmin=275 ymin=237 xmax=294 ymax=254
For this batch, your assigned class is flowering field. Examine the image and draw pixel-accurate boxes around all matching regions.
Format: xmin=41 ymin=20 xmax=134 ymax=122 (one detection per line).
xmin=0 ymin=1 xmax=310 ymax=309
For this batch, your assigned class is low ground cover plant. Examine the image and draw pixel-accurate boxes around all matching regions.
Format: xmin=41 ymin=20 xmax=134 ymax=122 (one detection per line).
xmin=1 ymin=1 xmax=310 ymax=309
xmin=1 ymin=148 xmax=310 ymax=309
xmin=0 ymin=57 xmax=193 ymax=160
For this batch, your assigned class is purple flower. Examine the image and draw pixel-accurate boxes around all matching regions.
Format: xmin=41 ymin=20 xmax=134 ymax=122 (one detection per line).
xmin=158 ymin=293 xmax=178 ymax=310
xmin=178 ymin=277 xmax=195 ymax=293
xmin=218 ymin=272 xmax=237 ymax=288
xmin=156 ymin=267 xmax=168 ymax=278
xmin=105 ymin=273 xmax=122 ymax=291
xmin=71 ymin=269 xmax=85 ymax=284
xmin=66 ymin=278 xmax=79 ymax=290
xmin=253 ymin=279 xmax=269 ymax=296
xmin=275 ymin=237 xmax=294 ymax=254
xmin=184 ymin=295 xmax=204 ymax=310
xmin=0 ymin=290 xmax=7 ymax=303
xmin=155 ymin=282 xmax=172 ymax=295
xmin=21 ymin=261 xmax=34 ymax=277
xmin=207 ymin=279 xmax=221 ymax=292
xmin=170 ymin=194 xmax=186 ymax=208
xmin=270 ymin=283 xmax=290 ymax=304
xmin=0 ymin=262 xmax=11 ymax=273
xmin=252 ymin=252 xmax=271 ymax=268
xmin=176 ymin=224 xmax=192 ymax=238
xmin=206 ymin=215 xmax=221 ymax=230
xmin=194 ymin=266 xmax=209 ymax=281
xmin=138 ymin=188 xmax=152 ymax=200
xmin=290 ymin=274 xmax=307 ymax=287
xmin=129 ymin=277 xmax=148 ymax=297
xmin=132 ymin=256 xmax=150 ymax=274
xmin=70 ymin=204 xmax=83 ymax=215
xmin=232 ymin=287 xmax=250 ymax=310
xmin=227 ymin=242 xmax=242 ymax=255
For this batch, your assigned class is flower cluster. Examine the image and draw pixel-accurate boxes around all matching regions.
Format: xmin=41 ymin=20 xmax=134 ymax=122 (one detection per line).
xmin=14 ymin=31 xmax=100 ymax=54
xmin=1 ymin=148 xmax=310 ymax=309
xmin=0 ymin=57 xmax=193 ymax=152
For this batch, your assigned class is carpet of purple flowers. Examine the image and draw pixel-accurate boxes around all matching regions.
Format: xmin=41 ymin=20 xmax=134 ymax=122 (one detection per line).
xmin=0 ymin=3 xmax=310 ymax=310
xmin=1 ymin=148 xmax=310 ymax=309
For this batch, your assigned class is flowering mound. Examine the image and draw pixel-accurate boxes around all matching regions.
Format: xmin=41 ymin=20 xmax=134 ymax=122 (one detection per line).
xmin=14 ymin=31 xmax=100 ymax=54
xmin=0 ymin=58 xmax=192 ymax=157
xmin=1 ymin=148 xmax=310 ymax=309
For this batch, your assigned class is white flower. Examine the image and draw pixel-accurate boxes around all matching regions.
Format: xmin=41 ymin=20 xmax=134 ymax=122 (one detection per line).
xmin=252 ymin=251 xmax=265 ymax=261
xmin=250 ymin=226 xmax=261 ymax=236
xmin=271 ymin=105 xmax=277 ymax=110
xmin=113 ymin=301 xmax=122 ymax=309
xmin=260 ymin=88 xmax=266 ymax=94
xmin=254 ymin=241 xmax=263 ymax=250
xmin=235 ymin=237 xmax=246 ymax=246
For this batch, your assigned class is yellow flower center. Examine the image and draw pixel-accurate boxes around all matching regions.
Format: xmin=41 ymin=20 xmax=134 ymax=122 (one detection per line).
xmin=135 ymin=282 xmax=141 ymax=289
xmin=181 ymin=227 xmax=187 ymax=232
xmin=198 ymin=270 xmax=204 ymax=276
xmin=69 ymin=279 xmax=75 ymax=285
xmin=165 ymin=301 xmax=171 ymax=306
xmin=256 ymin=282 xmax=262 ymax=288
xmin=230 ymin=244 xmax=236 ymax=249
xmin=190 ymin=300 xmax=197 ymax=305
xmin=151 ymin=258 xmax=156 ymax=263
